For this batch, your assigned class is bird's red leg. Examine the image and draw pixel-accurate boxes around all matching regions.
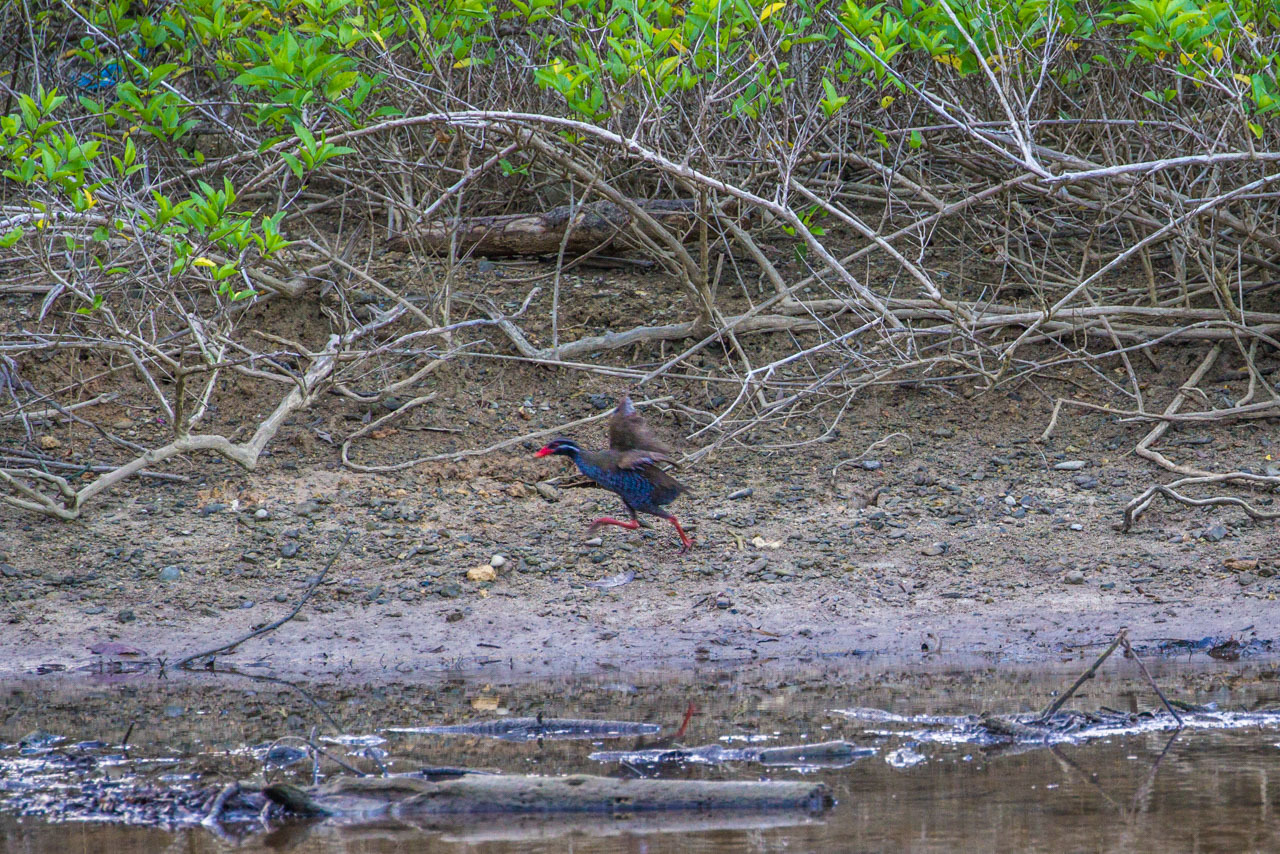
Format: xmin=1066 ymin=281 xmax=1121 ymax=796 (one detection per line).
xmin=668 ymin=515 xmax=693 ymax=552
xmin=588 ymin=516 xmax=641 ymax=533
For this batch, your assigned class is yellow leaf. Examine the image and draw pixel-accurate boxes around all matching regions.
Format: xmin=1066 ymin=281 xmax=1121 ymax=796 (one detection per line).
xmin=370 ymin=30 xmax=387 ymax=50
xmin=1211 ymin=45 xmax=1223 ymax=62
xmin=453 ymin=57 xmax=474 ymax=68
xmin=192 ymin=257 xmax=216 ymax=268
xmin=760 ymin=1 xmax=785 ymax=21
xmin=1066 ymin=40 xmax=1080 ymax=51
xmin=1234 ymin=73 xmax=1253 ymax=85
xmin=82 ymin=188 xmax=96 ymax=209
xmin=880 ymin=95 xmax=895 ymax=109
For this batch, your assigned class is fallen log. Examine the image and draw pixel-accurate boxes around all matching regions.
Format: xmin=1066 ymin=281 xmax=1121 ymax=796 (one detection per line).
xmin=388 ymin=716 xmax=660 ymax=742
xmin=264 ymin=773 xmax=831 ymax=818
xmin=385 ymin=199 xmax=698 ymax=255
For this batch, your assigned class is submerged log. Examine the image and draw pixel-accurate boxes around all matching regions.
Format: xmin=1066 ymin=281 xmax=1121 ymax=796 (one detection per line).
xmin=264 ymin=773 xmax=831 ymax=818
xmin=385 ymin=199 xmax=699 ymax=256
xmin=389 ymin=716 xmax=660 ymax=742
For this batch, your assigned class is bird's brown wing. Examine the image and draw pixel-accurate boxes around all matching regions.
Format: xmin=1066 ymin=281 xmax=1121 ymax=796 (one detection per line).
xmin=616 ymin=449 xmax=674 ymax=470
xmin=608 ymin=395 xmax=676 ymax=458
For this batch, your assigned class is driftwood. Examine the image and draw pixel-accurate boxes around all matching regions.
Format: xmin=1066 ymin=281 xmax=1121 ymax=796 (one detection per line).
xmin=390 ymin=716 xmax=659 ymax=742
xmin=589 ymin=740 xmax=871 ymax=769
xmin=385 ymin=199 xmax=698 ymax=255
xmin=264 ymin=773 xmax=831 ymax=818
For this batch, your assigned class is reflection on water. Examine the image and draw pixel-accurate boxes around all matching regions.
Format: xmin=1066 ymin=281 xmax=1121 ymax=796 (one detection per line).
xmin=2 ymin=659 xmax=1280 ymax=853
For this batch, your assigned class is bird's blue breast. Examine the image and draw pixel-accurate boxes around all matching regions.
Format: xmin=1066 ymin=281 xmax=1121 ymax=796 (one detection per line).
xmin=576 ymin=459 xmax=658 ymax=507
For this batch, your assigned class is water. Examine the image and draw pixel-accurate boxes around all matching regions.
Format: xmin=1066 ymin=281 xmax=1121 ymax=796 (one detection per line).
xmin=2 ymin=659 xmax=1279 ymax=852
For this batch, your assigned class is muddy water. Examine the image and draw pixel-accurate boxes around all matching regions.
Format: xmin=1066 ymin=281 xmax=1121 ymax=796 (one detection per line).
xmin=2 ymin=660 xmax=1279 ymax=853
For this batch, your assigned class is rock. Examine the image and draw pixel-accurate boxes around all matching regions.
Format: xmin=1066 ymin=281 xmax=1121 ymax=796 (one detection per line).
xmin=467 ymin=565 xmax=496 ymax=583
xmin=920 ymin=543 xmax=948 ymax=557
xmin=1063 ymin=570 xmax=1086 ymax=585
xmin=1054 ymin=461 xmax=1087 ymax=471
xmin=198 ymin=502 xmax=226 ymax=517
xmin=588 ymin=394 xmax=612 ymax=410
xmin=1202 ymin=524 xmax=1228 ymax=542
xmin=38 ymin=435 xmax=60 ymax=450
xmin=1224 ymin=557 xmax=1258 ymax=572
xmin=280 ymin=541 xmax=300 ymax=558
xmin=254 ymin=508 xmax=270 ymax=520
xmin=490 ymin=554 xmax=507 ymax=569
xmin=929 ymin=427 xmax=955 ymax=438
xmin=117 ymin=609 xmax=136 ymax=624
xmin=1069 ymin=523 xmax=1083 ymax=531
xmin=535 ymin=482 xmax=561 ymax=502
xmin=728 ymin=488 xmax=753 ymax=500
xmin=0 ymin=564 xmax=18 ymax=579
xmin=158 ymin=565 xmax=182 ymax=582
xmin=1072 ymin=476 xmax=1098 ymax=489
xmin=860 ymin=460 xmax=882 ymax=471
xmin=584 ymin=537 xmax=603 ymax=546
xmin=296 ymin=499 xmax=324 ymax=517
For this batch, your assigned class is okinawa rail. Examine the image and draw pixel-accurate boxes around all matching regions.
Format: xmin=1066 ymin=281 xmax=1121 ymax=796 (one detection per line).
xmin=534 ymin=438 xmax=693 ymax=552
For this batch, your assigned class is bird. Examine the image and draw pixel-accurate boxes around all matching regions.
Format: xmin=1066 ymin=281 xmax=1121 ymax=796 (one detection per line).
xmin=607 ymin=394 xmax=675 ymax=459
xmin=534 ymin=437 xmax=693 ymax=552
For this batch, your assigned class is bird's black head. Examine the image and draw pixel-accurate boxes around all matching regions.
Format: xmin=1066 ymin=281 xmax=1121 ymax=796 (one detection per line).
xmin=534 ymin=437 xmax=580 ymax=458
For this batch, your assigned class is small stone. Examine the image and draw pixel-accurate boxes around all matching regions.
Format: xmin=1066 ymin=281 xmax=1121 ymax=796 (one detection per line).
xmin=164 ymin=705 xmax=184 ymax=718
xmin=490 ymin=554 xmax=507 ymax=569
xmin=280 ymin=541 xmax=300 ymax=558
xmin=468 ymin=565 xmax=496 ymax=582
xmin=1054 ymin=461 xmax=1087 ymax=471
xmin=38 ymin=435 xmax=60 ymax=450
xmin=1003 ymin=496 xmax=1017 ymax=506
xmin=254 ymin=508 xmax=270 ymax=520
xmin=1063 ymin=570 xmax=1086 ymax=585
xmin=1069 ymin=523 xmax=1084 ymax=531
xmin=274 ymin=592 xmax=290 ymax=603
xmin=1224 ymin=557 xmax=1258 ymax=572
xmin=860 ymin=460 xmax=882 ymax=471
xmin=921 ymin=543 xmax=948 ymax=557
xmin=584 ymin=537 xmax=603 ymax=547
xmin=588 ymin=394 xmax=612 ymax=410
xmin=158 ymin=565 xmax=182 ymax=582
xmin=1073 ymin=475 xmax=1099 ymax=489
xmin=535 ymin=482 xmax=561 ymax=502
xmin=1202 ymin=524 xmax=1228 ymax=542
xmin=117 ymin=609 xmax=136 ymax=624
xmin=930 ymin=427 xmax=955 ymax=438
xmin=198 ymin=502 xmax=226 ymax=517
xmin=0 ymin=564 xmax=18 ymax=578
xmin=728 ymin=488 xmax=753 ymax=500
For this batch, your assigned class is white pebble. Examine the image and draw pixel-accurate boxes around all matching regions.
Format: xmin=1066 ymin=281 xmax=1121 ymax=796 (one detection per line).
xmin=490 ymin=554 xmax=507 ymax=569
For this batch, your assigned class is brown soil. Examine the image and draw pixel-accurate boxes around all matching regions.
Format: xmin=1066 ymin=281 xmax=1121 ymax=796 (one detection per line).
xmin=3 ymin=260 xmax=1278 ymax=683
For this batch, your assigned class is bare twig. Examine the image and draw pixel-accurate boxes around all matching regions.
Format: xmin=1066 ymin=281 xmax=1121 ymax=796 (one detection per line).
xmin=174 ymin=532 xmax=352 ymax=670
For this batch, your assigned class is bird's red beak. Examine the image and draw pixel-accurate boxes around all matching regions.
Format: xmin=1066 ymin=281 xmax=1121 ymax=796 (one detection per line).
xmin=534 ymin=445 xmax=553 ymax=457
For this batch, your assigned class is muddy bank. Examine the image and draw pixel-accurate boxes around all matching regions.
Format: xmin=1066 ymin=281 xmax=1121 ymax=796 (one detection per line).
xmin=3 ymin=371 xmax=1278 ymax=682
